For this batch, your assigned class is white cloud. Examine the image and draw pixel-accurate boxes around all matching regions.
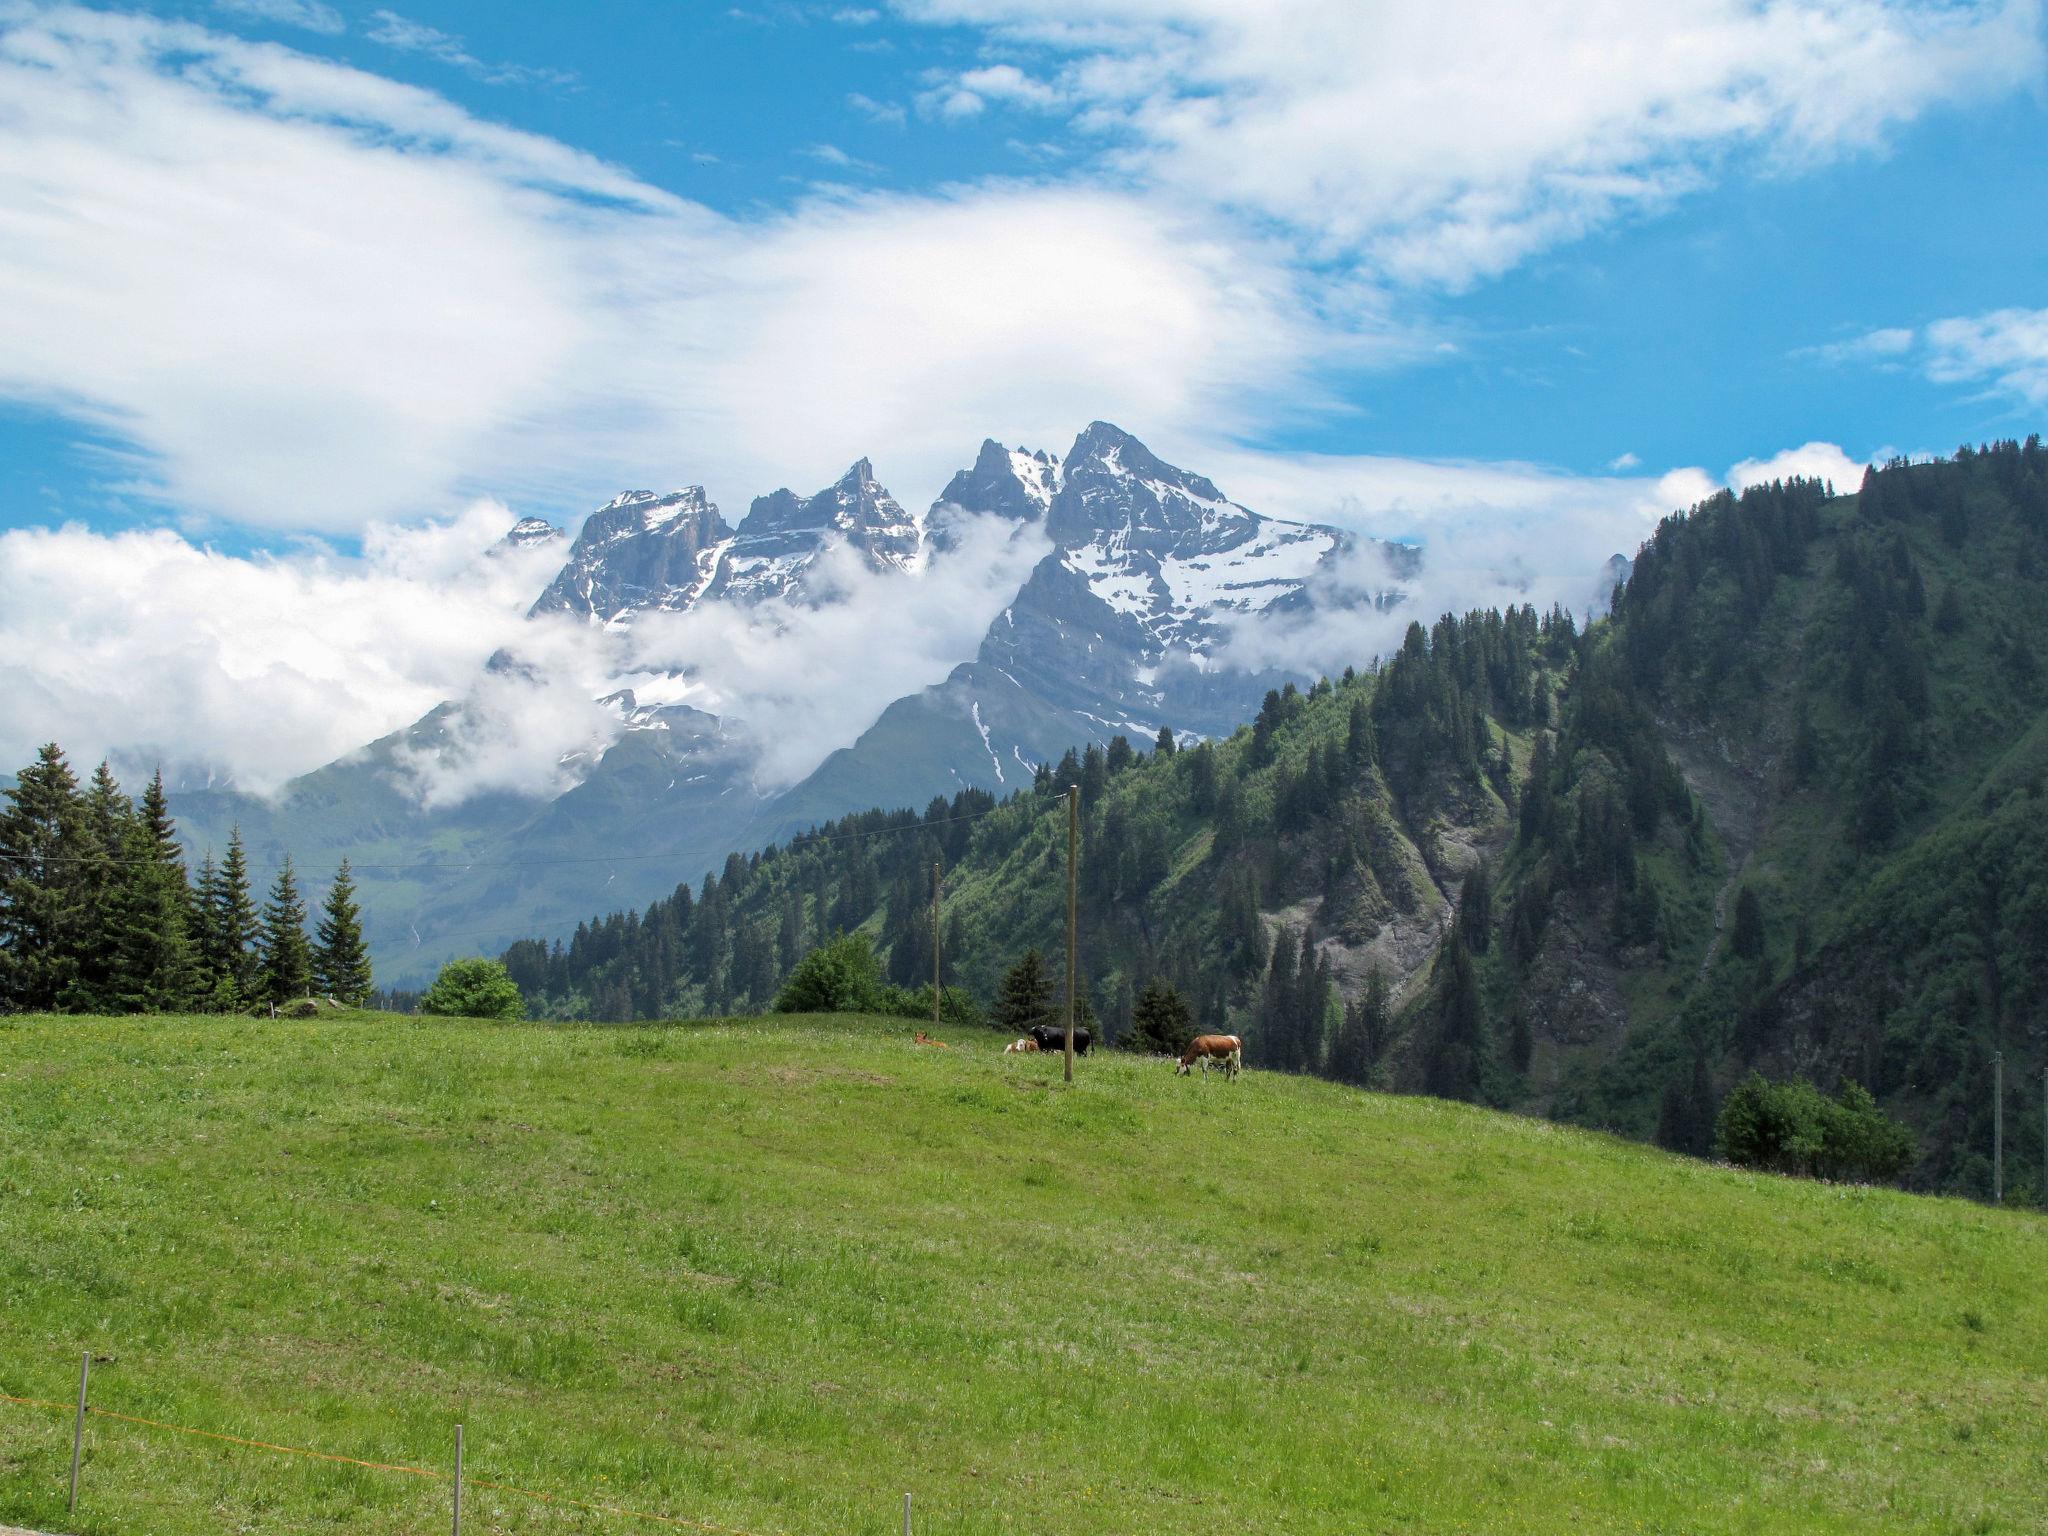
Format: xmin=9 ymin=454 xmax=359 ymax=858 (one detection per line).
xmin=1802 ymin=307 xmax=2048 ymax=408
xmin=1923 ymin=307 xmax=2048 ymax=405
xmin=900 ymin=0 xmax=2044 ymax=286
xmin=0 ymin=504 xmax=1053 ymax=803
xmin=0 ymin=505 xmax=584 ymax=796
xmin=846 ymin=90 xmax=906 ymax=126
xmin=832 ymin=7 xmax=881 ymax=22
xmin=0 ymin=7 xmax=1332 ymax=534
xmin=1728 ymin=440 xmax=1866 ymax=493
xmin=213 ymin=0 xmax=345 ymax=35
xmin=1207 ymin=448 xmax=1694 ymax=674
xmin=1607 ymin=451 xmax=1640 ymax=471
xmin=366 ymin=9 xmax=576 ymax=88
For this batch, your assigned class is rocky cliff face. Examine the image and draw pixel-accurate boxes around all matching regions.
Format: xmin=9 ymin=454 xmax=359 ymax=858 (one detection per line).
xmin=528 ymin=489 xmax=732 ymax=623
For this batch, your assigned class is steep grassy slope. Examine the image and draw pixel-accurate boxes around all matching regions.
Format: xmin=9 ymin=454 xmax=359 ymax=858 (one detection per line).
xmin=520 ymin=443 xmax=2048 ymax=1196
xmin=2 ymin=1013 xmax=2044 ymax=1535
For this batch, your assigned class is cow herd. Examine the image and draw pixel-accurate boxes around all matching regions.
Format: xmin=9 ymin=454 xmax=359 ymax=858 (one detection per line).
xmin=991 ymin=1026 xmax=1243 ymax=1080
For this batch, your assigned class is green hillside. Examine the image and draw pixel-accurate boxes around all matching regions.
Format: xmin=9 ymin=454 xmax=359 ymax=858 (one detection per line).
xmin=512 ymin=440 xmax=2048 ymax=1197
xmin=2 ymin=1013 xmax=2044 ymax=1535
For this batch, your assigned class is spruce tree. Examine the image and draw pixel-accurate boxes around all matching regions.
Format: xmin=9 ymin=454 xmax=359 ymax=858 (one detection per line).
xmin=258 ymin=855 xmax=313 ymax=1006
xmin=66 ymin=760 xmax=133 ymax=1009
xmin=1127 ymin=977 xmax=1193 ymax=1054
xmin=210 ymin=829 xmax=261 ymax=1005
xmin=1731 ymin=886 xmax=1766 ymax=960
xmin=1460 ymin=861 xmax=1493 ymax=952
xmin=1256 ymin=926 xmax=1301 ymax=1070
xmin=1422 ymin=922 xmax=1485 ymax=1100
xmin=0 ymin=743 xmax=88 ymax=1011
xmin=107 ymin=768 xmax=197 ymax=1012
xmin=995 ymin=948 xmax=1055 ymax=1033
xmin=313 ymin=858 xmax=373 ymax=1004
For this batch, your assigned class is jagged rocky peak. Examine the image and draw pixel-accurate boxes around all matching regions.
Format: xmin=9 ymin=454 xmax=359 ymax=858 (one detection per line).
xmin=935 ymin=438 xmax=1063 ymax=521
xmin=706 ymin=458 xmax=921 ymax=606
xmin=528 ymin=486 xmax=734 ymax=622
xmin=1047 ymin=421 xmax=1241 ymax=547
xmin=501 ymin=516 xmax=564 ymax=550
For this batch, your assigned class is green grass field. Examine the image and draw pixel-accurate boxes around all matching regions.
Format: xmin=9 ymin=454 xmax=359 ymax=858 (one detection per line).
xmin=1 ymin=1013 xmax=2043 ymax=1535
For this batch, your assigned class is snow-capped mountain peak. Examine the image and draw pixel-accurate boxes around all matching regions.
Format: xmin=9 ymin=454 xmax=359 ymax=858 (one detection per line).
xmin=528 ymin=488 xmax=732 ymax=622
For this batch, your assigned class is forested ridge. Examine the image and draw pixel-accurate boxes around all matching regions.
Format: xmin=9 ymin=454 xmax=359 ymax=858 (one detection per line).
xmin=509 ymin=437 xmax=2048 ymax=1196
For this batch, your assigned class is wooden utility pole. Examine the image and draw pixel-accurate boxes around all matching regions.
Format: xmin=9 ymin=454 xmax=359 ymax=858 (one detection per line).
xmin=931 ymin=859 xmax=942 ymax=1034
xmin=1994 ymin=1050 xmax=2004 ymax=1204
xmin=1065 ymin=783 xmax=1079 ymax=1083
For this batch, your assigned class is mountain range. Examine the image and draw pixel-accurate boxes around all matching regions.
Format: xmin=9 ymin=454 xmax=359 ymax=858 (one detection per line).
xmin=506 ymin=439 xmax=2048 ymax=1195
xmin=169 ymin=423 xmax=1425 ymax=983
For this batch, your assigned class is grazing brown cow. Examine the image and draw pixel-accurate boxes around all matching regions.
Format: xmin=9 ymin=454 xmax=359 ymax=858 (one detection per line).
xmin=1176 ymin=1034 xmax=1243 ymax=1079
xmin=1003 ymin=1037 xmax=1040 ymax=1054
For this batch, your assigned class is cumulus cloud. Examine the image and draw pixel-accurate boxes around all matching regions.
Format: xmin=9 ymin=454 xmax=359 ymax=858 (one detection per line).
xmin=901 ymin=0 xmax=2043 ymax=286
xmin=0 ymin=505 xmax=579 ymax=796
xmin=0 ymin=501 xmax=1053 ymax=802
xmin=1728 ymin=441 xmax=1866 ymax=493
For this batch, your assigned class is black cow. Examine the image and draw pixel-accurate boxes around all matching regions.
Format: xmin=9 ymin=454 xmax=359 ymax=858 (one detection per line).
xmin=1028 ymin=1023 xmax=1090 ymax=1055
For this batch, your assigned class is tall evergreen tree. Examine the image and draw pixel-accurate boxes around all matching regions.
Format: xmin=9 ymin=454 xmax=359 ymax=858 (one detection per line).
xmin=313 ymin=858 xmax=373 ymax=1004
xmin=209 ymin=829 xmax=262 ymax=1005
xmin=1422 ymin=922 xmax=1485 ymax=1100
xmin=1126 ymin=977 xmax=1194 ymax=1054
xmin=258 ymin=855 xmax=313 ymax=1006
xmin=107 ymin=768 xmax=198 ymax=1012
xmin=1460 ymin=861 xmax=1493 ymax=952
xmin=1731 ymin=886 xmax=1766 ymax=960
xmin=995 ymin=948 xmax=1055 ymax=1033
xmin=0 ymin=743 xmax=87 ymax=1010
xmin=65 ymin=760 xmax=134 ymax=1009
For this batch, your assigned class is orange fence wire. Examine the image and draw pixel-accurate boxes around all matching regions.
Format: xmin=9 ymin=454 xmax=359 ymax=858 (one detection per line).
xmin=0 ymin=1387 xmax=788 ymax=1536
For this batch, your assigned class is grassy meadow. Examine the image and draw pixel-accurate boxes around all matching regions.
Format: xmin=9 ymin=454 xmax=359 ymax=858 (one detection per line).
xmin=1 ymin=1011 xmax=2043 ymax=1535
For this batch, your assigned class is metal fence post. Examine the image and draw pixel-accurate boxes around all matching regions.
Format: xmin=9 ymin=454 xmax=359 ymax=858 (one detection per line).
xmin=903 ymin=1490 xmax=912 ymax=1535
xmin=67 ymin=1350 xmax=90 ymax=1515
xmin=452 ymin=1423 xmax=464 ymax=1536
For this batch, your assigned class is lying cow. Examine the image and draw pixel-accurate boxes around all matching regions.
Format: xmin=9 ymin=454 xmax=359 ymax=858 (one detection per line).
xmin=1003 ymin=1037 xmax=1040 ymax=1054
xmin=1177 ymin=1034 xmax=1243 ymax=1079
xmin=1027 ymin=1023 xmax=1091 ymax=1056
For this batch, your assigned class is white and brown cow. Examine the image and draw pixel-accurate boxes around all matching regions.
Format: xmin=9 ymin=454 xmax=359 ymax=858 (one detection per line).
xmin=1176 ymin=1034 xmax=1243 ymax=1079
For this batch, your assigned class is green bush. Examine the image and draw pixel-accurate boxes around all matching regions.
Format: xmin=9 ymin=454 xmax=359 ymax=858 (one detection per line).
xmin=774 ymin=933 xmax=890 ymax=1014
xmin=419 ymin=957 xmax=525 ymax=1020
xmin=1716 ymin=1071 xmax=1914 ymax=1184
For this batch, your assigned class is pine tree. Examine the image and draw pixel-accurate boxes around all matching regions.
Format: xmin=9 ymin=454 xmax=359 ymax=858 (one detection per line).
xmin=1130 ymin=978 xmax=1196 ymax=1056
xmin=1422 ymin=922 xmax=1485 ymax=1100
xmin=210 ymin=829 xmax=261 ymax=1005
xmin=110 ymin=814 xmax=198 ymax=1011
xmin=1154 ymin=725 xmax=1176 ymax=758
xmin=107 ymin=769 xmax=197 ymax=1012
xmin=313 ymin=858 xmax=373 ymax=1004
xmin=1255 ymin=926 xmax=1302 ymax=1070
xmin=0 ymin=743 xmax=88 ymax=1010
xmin=258 ymin=855 xmax=313 ymax=1006
xmin=1460 ymin=861 xmax=1493 ymax=952
xmin=995 ymin=948 xmax=1055 ymax=1033
xmin=65 ymin=760 xmax=133 ymax=1009
xmin=1731 ymin=885 xmax=1766 ymax=960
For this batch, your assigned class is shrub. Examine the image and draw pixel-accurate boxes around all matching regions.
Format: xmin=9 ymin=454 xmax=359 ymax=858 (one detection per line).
xmin=419 ymin=957 xmax=525 ymax=1020
xmin=774 ymin=933 xmax=889 ymax=1014
xmin=1716 ymin=1071 xmax=1915 ymax=1184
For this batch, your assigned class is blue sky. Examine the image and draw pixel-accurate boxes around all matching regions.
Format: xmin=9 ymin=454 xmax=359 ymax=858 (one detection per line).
xmin=3 ymin=0 xmax=2047 ymax=785
xmin=3 ymin=0 xmax=2046 ymax=549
